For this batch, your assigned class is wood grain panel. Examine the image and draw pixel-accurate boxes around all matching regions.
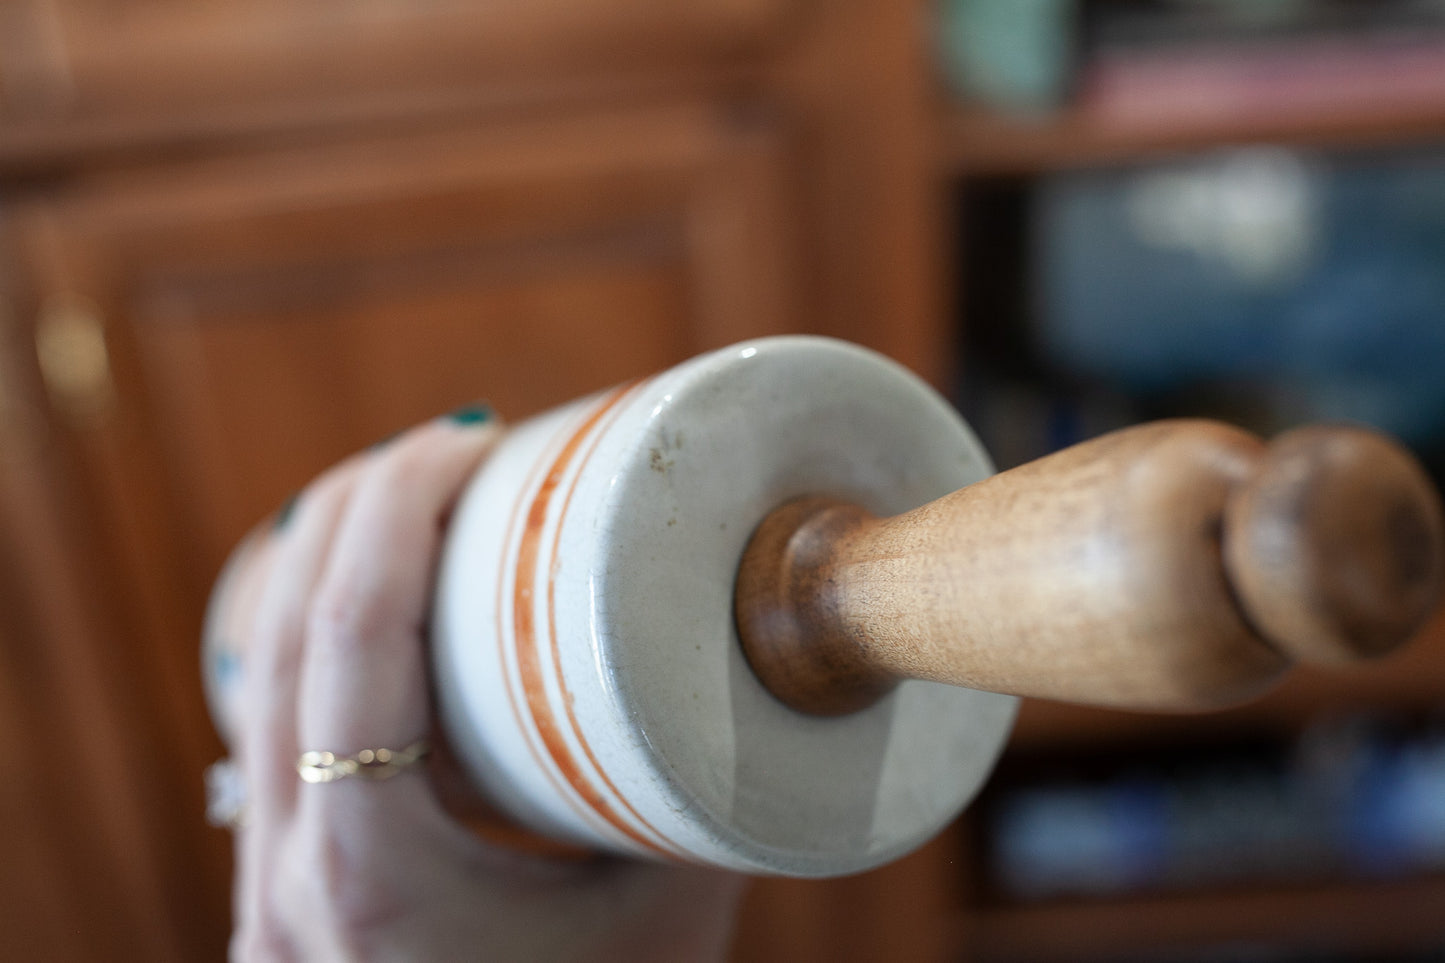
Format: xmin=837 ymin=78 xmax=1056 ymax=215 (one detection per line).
xmin=2 ymin=100 xmax=802 ymax=959
xmin=0 ymin=0 xmax=796 ymax=135
xmin=0 ymin=298 xmax=215 ymax=961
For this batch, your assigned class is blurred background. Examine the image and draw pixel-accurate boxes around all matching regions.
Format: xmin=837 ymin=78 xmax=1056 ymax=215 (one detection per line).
xmin=3 ymin=0 xmax=1445 ymax=959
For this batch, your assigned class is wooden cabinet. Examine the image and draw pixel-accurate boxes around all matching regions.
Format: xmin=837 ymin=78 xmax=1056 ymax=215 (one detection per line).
xmin=0 ymin=1 xmax=949 ymax=959
xmin=2 ymin=104 xmax=807 ymax=961
xmin=0 ymin=318 xmax=190 ymax=962
xmin=10 ymin=101 xmax=801 ymax=595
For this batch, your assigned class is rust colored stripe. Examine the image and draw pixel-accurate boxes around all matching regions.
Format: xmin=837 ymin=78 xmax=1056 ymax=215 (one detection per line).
xmin=513 ymin=381 xmax=672 ymax=856
xmin=493 ymin=409 xmax=607 ymax=838
xmin=546 ymin=379 xmax=685 ymax=859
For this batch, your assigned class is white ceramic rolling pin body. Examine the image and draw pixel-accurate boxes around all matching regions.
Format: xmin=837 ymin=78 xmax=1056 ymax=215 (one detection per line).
xmin=431 ymin=337 xmax=1017 ymax=876
xmin=205 ymin=335 xmax=1443 ymax=874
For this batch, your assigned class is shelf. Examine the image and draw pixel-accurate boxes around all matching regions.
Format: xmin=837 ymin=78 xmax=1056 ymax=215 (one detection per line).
xmin=1008 ymin=609 xmax=1445 ymax=751
xmin=940 ymin=97 xmax=1445 ymax=177
xmin=960 ymin=874 xmax=1445 ymax=962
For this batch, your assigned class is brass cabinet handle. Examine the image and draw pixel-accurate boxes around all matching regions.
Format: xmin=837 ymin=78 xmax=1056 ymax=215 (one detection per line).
xmin=35 ymin=293 xmax=115 ymax=426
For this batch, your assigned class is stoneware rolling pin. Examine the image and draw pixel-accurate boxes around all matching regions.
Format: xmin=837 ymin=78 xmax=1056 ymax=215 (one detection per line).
xmin=205 ymin=336 xmax=1445 ymax=878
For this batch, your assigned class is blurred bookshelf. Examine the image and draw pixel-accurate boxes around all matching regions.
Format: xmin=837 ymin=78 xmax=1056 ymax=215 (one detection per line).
xmin=939 ymin=0 xmax=1445 ymax=175
xmin=940 ymin=0 xmax=1445 ymax=175
xmin=938 ymin=2 xmax=1445 ymax=960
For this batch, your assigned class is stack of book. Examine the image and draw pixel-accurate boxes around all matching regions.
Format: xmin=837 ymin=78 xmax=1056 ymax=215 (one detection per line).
xmin=940 ymin=0 xmax=1445 ymax=125
xmin=1081 ymin=0 xmax=1445 ymax=129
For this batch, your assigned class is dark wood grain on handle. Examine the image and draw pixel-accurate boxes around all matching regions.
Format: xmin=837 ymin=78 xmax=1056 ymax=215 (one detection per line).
xmin=735 ymin=420 xmax=1445 ymax=716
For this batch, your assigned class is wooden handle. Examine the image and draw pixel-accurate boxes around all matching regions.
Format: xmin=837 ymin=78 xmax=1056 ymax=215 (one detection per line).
xmin=735 ymin=420 xmax=1445 ymax=716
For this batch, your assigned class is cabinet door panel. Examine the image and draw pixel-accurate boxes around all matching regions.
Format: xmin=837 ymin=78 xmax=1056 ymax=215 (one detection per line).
xmin=8 ymin=102 xmax=799 ymax=960
xmin=21 ymin=101 xmax=797 ymax=585
xmin=137 ymin=244 xmax=693 ymax=580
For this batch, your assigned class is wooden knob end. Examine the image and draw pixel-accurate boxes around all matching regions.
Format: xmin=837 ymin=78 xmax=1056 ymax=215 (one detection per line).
xmin=1224 ymin=426 xmax=1445 ymax=665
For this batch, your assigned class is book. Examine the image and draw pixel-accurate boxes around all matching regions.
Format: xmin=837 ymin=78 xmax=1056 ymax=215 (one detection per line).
xmin=1077 ymin=28 xmax=1445 ymax=128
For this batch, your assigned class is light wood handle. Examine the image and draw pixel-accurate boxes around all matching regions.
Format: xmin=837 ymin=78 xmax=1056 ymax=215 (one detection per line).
xmin=735 ymin=420 xmax=1445 ymax=716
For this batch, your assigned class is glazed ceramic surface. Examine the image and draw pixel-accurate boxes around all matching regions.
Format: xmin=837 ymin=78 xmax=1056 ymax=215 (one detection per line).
xmin=433 ymin=336 xmax=1018 ymax=877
